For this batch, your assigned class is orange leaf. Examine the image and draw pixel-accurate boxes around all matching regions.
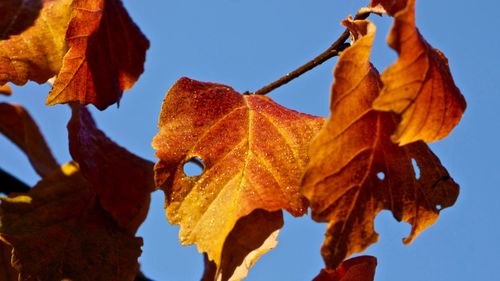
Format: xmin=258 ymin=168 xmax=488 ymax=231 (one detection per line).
xmin=313 ymin=256 xmax=377 ymax=281
xmin=68 ymin=105 xmax=154 ymax=232
xmin=202 ymin=210 xmax=283 ymax=281
xmin=0 ymin=0 xmax=72 ymax=86
xmin=0 ymin=84 xmax=12 ymax=96
xmin=372 ymin=0 xmax=466 ymax=145
xmin=0 ymin=162 xmax=142 ymax=281
xmin=0 ymin=103 xmax=59 ymax=177
xmin=47 ymin=0 xmax=150 ymax=110
xmin=153 ymin=78 xmax=324 ymax=266
xmin=301 ymin=19 xmax=459 ymax=269
xmin=0 ymin=0 xmax=43 ymax=39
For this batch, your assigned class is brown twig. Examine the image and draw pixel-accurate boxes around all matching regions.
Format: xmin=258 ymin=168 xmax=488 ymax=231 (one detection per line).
xmin=248 ymin=11 xmax=371 ymax=96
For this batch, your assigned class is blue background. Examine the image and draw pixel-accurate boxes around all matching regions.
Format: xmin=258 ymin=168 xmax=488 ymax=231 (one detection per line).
xmin=1 ymin=0 xmax=498 ymax=280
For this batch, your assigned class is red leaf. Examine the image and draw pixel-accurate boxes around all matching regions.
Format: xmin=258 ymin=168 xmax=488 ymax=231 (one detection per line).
xmin=313 ymin=256 xmax=377 ymax=281
xmin=47 ymin=0 xmax=149 ymax=110
xmin=68 ymin=105 xmax=154 ymax=231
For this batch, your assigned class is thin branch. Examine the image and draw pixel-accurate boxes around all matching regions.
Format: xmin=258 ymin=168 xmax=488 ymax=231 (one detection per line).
xmin=0 ymin=167 xmax=30 ymax=194
xmin=248 ymin=11 xmax=371 ymax=96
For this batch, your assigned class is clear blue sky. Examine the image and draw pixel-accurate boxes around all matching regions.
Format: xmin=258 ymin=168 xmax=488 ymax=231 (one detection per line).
xmin=1 ymin=0 xmax=498 ymax=280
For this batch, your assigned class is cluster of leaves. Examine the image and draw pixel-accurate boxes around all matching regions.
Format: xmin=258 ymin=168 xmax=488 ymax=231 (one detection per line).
xmin=0 ymin=0 xmax=465 ymax=280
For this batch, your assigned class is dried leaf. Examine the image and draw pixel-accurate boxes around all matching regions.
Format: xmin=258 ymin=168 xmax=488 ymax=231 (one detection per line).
xmin=47 ymin=0 xmax=150 ymax=110
xmin=0 ymin=0 xmax=43 ymax=39
xmin=372 ymin=0 xmax=466 ymax=145
xmin=0 ymin=162 xmax=142 ymax=281
xmin=301 ymin=19 xmax=459 ymax=268
xmin=0 ymin=103 xmax=59 ymax=177
xmin=0 ymin=243 xmax=17 ymax=281
xmin=312 ymin=256 xmax=377 ymax=281
xmin=0 ymin=84 xmax=12 ymax=96
xmin=202 ymin=210 xmax=283 ymax=281
xmin=369 ymin=0 xmax=406 ymax=16
xmin=0 ymin=0 xmax=71 ymax=86
xmin=68 ymin=105 xmax=154 ymax=232
xmin=153 ymin=78 xmax=323 ymax=266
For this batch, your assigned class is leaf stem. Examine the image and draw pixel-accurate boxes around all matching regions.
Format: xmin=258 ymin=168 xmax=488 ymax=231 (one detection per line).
xmin=0 ymin=167 xmax=30 ymax=194
xmin=249 ymin=11 xmax=371 ymax=96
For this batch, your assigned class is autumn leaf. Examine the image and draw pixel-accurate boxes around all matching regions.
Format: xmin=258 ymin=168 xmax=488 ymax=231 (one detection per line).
xmin=301 ymin=18 xmax=459 ymax=269
xmin=0 ymin=0 xmax=72 ymax=86
xmin=0 ymin=0 xmax=43 ymax=39
xmin=153 ymin=77 xmax=324 ymax=269
xmin=0 ymin=162 xmax=142 ymax=281
xmin=312 ymin=256 xmax=377 ymax=281
xmin=47 ymin=0 xmax=150 ymax=110
xmin=0 ymin=103 xmax=59 ymax=177
xmin=68 ymin=104 xmax=154 ymax=232
xmin=0 ymin=84 xmax=12 ymax=96
xmin=371 ymin=0 xmax=466 ymax=145
xmin=369 ymin=0 xmax=406 ymax=16
xmin=202 ymin=210 xmax=283 ymax=281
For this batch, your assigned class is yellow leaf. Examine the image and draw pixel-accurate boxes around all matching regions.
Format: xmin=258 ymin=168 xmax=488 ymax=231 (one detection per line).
xmin=153 ymin=78 xmax=323 ymax=270
xmin=0 ymin=0 xmax=71 ymax=86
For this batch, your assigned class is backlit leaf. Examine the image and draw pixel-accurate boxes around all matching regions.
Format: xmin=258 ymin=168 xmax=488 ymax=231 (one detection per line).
xmin=0 ymin=102 xmax=59 ymax=177
xmin=0 ymin=0 xmax=43 ymax=39
xmin=312 ymin=256 xmax=377 ymax=281
xmin=0 ymin=0 xmax=71 ymax=86
xmin=153 ymin=77 xmax=323 ymax=267
xmin=0 ymin=162 xmax=142 ymax=281
xmin=68 ymin=105 xmax=154 ymax=232
xmin=301 ymin=18 xmax=459 ymax=268
xmin=0 ymin=84 xmax=12 ymax=96
xmin=371 ymin=0 xmax=466 ymax=145
xmin=47 ymin=0 xmax=150 ymax=110
xmin=202 ymin=210 xmax=283 ymax=281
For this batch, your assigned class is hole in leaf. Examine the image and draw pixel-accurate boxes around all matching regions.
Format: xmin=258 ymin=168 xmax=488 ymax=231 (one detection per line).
xmin=411 ymin=158 xmax=421 ymax=180
xmin=377 ymin=172 xmax=385 ymax=180
xmin=183 ymin=156 xmax=205 ymax=177
xmin=436 ymin=204 xmax=442 ymax=211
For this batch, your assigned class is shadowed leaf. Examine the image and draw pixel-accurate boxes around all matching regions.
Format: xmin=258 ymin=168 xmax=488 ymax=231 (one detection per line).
xmin=0 ymin=243 xmax=17 ymax=281
xmin=0 ymin=0 xmax=71 ymax=86
xmin=202 ymin=210 xmax=283 ymax=281
xmin=0 ymin=103 xmax=58 ymax=177
xmin=47 ymin=0 xmax=150 ymax=110
xmin=371 ymin=0 xmax=466 ymax=145
xmin=0 ymin=0 xmax=43 ymax=39
xmin=153 ymin=78 xmax=323 ymax=270
xmin=0 ymin=162 xmax=142 ymax=281
xmin=301 ymin=18 xmax=459 ymax=269
xmin=68 ymin=105 xmax=154 ymax=232
xmin=313 ymin=256 xmax=377 ymax=281
xmin=369 ymin=0 xmax=406 ymax=16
